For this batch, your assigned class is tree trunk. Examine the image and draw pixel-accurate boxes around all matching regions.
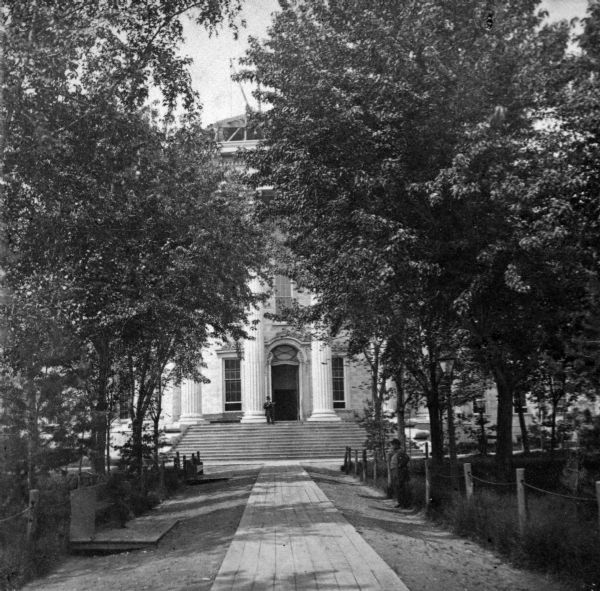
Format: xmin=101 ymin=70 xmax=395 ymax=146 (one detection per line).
xmin=479 ymin=412 xmax=488 ymax=455
xmin=91 ymin=339 xmax=111 ymax=474
xmin=153 ymin=382 xmax=162 ymax=468
xmin=427 ymin=360 xmax=444 ymax=465
xmin=550 ymin=398 xmax=558 ymax=454
xmin=394 ymin=370 xmax=406 ymax=449
xmin=517 ymin=400 xmax=530 ymax=455
xmin=493 ymin=368 xmax=514 ymax=481
xmin=444 ymin=372 xmax=458 ymax=481
xmin=26 ymin=379 xmax=38 ymax=491
xmin=106 ymin=416 xmax=111 ymax=473
xmin=131 ymin=416 xmax=144 ymax=477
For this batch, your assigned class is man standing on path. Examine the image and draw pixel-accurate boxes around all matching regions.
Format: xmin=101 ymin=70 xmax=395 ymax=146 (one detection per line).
xmin=263 ymin=396 xmax=275 ymax=424
xmin=388 ymin=438 xmax=410 ymax=508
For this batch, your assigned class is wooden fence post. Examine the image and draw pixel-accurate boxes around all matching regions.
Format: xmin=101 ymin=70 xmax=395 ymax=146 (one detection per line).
xmin=345 ymin=447 xmax=350 ymax=475
xmin=160 ymin=461 xmax=166 ymax=493
xmin=425 ymin=442 xmax=429 ymax=460
xmin=362 ymin=449 xmax=367 ymax=482
xmin=354 ymin=449 xmax=358 ymax=476
xmin=27 ymin=489 xmax=39 ymax=544
xmin=373 ymin=451 xmax=377 ymax=483
xmin=424 ymin=460 xmax=431 ymax=507
xmin=464 ymin=463 xmax=473 ymax=501
xmin=596 ymin=481 xmax=600 ymax=533
xmin=516 ymin=468 xmax=527 ymax=535
xmin=141 ymin=466 xmax=148 ymax=495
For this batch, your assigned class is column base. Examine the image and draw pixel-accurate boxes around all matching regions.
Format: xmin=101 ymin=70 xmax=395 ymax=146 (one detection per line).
xmin=179 ymin=414 xmax=207 ymax=425
xmin=307 ymin=409 xmax=342 ymax=422
xmin=241 ymin=411 xmax=267 ymax=424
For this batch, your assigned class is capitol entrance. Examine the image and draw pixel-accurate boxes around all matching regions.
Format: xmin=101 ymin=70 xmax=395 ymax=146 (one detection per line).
xmin=270 ymin=344 xmax=300 ymax=421
xmin=271 ymin=364 xmax=299 ymax=421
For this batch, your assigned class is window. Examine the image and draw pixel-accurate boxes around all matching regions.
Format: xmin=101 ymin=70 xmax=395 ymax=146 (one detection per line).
xmin=271 ymin=344 xmax=299 ymax=364
xmin=513 ymin=392 xmax=527 ymax=414
xmin=119 ymin=394 xmax=130 ymax=420
xmin=117 ymin=373 xmax=132 ymax=419
xmin=473 ymin=398 xmax=486 ymax=415
xmin=224 ymin=359 xmax=242 ymax=411
xmin=274 ymin=275 xmax=293 ymax=315
xmin=332 ymin=357 xmax=345 ymax=409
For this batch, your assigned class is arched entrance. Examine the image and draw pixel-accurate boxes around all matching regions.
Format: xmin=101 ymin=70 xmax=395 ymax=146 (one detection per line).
xmin=270 ymin=344 xmax=299 ymax=421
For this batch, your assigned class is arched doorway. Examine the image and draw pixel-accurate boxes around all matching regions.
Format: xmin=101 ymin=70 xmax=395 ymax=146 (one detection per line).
xmin=270 ymin=344 xmax=299 ymax=421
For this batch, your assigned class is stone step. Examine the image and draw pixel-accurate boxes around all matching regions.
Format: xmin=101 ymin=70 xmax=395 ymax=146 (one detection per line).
xmin=171 ymin=421 xmax=366 ymax=461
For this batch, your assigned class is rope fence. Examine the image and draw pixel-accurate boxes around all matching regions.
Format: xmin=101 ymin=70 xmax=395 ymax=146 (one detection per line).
xmin=471 ymin=474 xmax=514 ymax=487
xmin=522 ymin=482 xmax=596 ymax=503
xmin=432 ymin=472 xmax=459 ymax=480
xmin=344 ymin=446 xmax=600 ymax=536
xmin=0 ymin=506 xmax=29 ymax=524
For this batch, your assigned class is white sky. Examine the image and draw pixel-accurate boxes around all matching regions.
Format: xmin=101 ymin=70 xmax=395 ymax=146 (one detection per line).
xmin=184 ymin=0 xmax=280 ymax=125
xmin=183 ymin=0 xmax=590 ymax=126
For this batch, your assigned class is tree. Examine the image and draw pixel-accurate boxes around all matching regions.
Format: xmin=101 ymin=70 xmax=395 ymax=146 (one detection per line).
xmin=1 ymin=1 xmax=264 ymax=475
xmin=3 ymin=102 xmax=269 ymax=473
xmin=240 ymin=0 xmax=573 ymax=479
xmin=0 ymin=297 xmax=89 ymax=489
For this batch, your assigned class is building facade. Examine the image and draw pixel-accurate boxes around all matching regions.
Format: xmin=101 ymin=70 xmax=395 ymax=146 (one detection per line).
xmin=152 ymin=115 xmax=371 ymax=430
xmin=161 ymin=275 xmax=371 ymax=427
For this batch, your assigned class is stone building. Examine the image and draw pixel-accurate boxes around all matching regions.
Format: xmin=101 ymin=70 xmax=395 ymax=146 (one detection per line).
xmin=109 ymin=114 xmax=372 ymax=448
xmin=162 ymin=276 xmax=372 ymax=427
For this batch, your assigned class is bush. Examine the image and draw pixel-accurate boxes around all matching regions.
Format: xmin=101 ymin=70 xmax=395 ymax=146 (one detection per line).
xmin=420 ymin=455 xmax=600 ymax=589
xmin=0 ymin=472 xmax=71 ymax=590
xmin=521 ymin=495 xmax=600 ymax=588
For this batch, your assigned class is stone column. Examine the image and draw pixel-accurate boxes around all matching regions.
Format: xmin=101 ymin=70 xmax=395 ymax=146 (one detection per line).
xmin=179 ymin=378 xmax=205 ymax=424
xmin=241 ymin=277 xmax=267 ymax=423
xmin=308 ymin=337 xmax=341 ymax=422
xmin=171 ymin=384 xmax=181 ymax=424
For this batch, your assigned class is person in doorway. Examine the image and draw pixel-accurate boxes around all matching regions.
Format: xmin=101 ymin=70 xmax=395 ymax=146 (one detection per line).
xmin=264 ymin=396 xmax=275 ymax=424
xmin=388 ymin=438 xmax=410 ymax=508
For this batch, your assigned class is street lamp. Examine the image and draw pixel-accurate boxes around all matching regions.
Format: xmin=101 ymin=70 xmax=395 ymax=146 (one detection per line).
xmin=439 ymin=357 xmax=454 ymax=376
xmin=439 ymin=354 xmax=458 ymax=484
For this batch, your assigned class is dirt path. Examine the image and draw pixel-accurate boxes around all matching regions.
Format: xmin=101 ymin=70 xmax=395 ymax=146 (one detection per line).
xmin=305 ymin=465 xmax=569 ymax=591
xmin=23 ymin=467 xmax=261 ymax=591
xmin=24 ymin=462 xmax=570 ymax=591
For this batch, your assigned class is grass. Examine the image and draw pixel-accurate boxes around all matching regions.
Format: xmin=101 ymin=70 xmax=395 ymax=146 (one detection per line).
xmin=358 ymin=453 xmax=600 ymax=590
xmin=0 ymin=466 xmax=185 ymax=590
xmin=0 ymin=474 xmax=70 ymax=590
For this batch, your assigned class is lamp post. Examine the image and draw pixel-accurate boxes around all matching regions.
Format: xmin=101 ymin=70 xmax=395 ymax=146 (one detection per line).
xmin=439 ymin=354 xmax=458 ymax=484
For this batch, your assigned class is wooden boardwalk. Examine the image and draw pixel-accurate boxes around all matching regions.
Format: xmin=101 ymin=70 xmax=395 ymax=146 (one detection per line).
xmin=211 ymin=463 xmax=410 ymax=590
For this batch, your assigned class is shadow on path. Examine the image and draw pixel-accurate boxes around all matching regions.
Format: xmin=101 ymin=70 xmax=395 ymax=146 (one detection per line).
xmin=24 ymin=468 xmax=261 ymax=591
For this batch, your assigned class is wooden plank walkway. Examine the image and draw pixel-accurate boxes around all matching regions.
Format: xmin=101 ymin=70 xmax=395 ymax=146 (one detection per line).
xmin=211 ymin=463 xmax=410 ymax=590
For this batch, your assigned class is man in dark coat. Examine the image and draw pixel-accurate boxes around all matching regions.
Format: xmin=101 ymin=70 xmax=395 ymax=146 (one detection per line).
xmin=264 ymin=396 xmax=275 ymax=424
xmin=388 ymin=438 xmax=410 ymax=508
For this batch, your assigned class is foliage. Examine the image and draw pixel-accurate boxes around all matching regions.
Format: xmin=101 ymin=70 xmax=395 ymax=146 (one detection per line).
xmin=238 ymin=0 xmax=600 ymax=479
xmin=578 ymin=415 xmax=600 ymax=452
xmin=0 ymin=472 xmax=71 ymax=590
xmin=1 ymin=1 xmax=271 ymax=476
xmin=357 ymin=398 xmax=396 ymax=454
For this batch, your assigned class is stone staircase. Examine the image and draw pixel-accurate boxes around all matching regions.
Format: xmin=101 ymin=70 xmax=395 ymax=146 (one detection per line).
xmin=171 ymin=421 xmax=367 ymax=462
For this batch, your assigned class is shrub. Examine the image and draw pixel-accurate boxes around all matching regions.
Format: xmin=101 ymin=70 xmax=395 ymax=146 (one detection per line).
xmin=0 ymin=473 xmax=71 ymax=590
xmin=521 ymin=496 xmax=600 ymax=588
